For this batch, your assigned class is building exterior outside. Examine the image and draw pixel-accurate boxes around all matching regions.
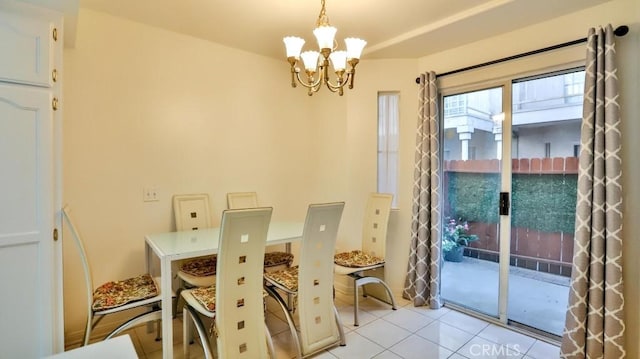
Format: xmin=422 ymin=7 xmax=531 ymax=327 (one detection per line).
xmin=443 ymin=70 xmax=584 ymax=161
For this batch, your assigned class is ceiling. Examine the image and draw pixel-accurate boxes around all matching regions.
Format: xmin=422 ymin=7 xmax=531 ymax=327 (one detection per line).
xmin=61 ymin=0 xmax=611 ymax=59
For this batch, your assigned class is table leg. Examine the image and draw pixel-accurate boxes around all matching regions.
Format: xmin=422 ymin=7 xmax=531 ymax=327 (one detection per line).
xmin=161 ymin=257 xmax=173 ymax=359
xmin=145 ymin=244 xmax=154 ymax=334
xmin=285 ymin=242 xmax=293 ymax=309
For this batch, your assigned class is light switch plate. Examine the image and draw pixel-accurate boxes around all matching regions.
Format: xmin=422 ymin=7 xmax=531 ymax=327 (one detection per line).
xmin=143 ymin=187 xmax=159 ymax=202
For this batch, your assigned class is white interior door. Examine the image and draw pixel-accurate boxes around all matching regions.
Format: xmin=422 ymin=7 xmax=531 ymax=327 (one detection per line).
xmin=0 ymin=5 xmax=63 ymax=355
xmin=0 ymin=10 xmax=53 ymax=87
xmin=0 ymin=82 xmax=56 ymax=358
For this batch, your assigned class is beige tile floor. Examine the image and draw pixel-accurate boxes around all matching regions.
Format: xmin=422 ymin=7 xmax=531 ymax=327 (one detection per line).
xmin=119 ymin=292 xmax=561 ymax=358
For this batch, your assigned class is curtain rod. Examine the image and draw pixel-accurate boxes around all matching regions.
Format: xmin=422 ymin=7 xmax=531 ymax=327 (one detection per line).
xmin=415 ymin=25 xmax=629 ymax=84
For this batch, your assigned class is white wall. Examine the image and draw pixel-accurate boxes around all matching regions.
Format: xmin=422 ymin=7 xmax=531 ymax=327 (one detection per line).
xmin=338 ymin=59 xmax=420 ymax=294
xmin=62 ymin=8 xmax=319 ymax=340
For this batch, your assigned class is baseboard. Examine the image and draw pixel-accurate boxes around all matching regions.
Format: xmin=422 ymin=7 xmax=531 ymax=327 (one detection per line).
xmin=64 ymin=309 xmax=151 ymax=349
xmin=65 ymin=323 xmax=115 ymax=349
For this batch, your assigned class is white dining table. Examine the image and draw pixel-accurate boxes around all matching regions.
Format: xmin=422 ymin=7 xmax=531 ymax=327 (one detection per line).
xmin=45 ymin=335 xmax=138 ymax=359
xmin=145 ymin=221 xmax=304 ymax=359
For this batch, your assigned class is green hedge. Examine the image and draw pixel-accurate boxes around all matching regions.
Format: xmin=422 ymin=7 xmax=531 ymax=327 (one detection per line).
xmin=446 ymin=172 xmax=577 ymax=233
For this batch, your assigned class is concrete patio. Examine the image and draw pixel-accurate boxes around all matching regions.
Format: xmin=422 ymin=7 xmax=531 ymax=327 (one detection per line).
xmin=441 ymin=256 xmax=571 ymax=336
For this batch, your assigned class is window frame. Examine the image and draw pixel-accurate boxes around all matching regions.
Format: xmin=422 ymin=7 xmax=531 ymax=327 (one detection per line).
xmin=377 ymin=91 xmax=400 ymax=208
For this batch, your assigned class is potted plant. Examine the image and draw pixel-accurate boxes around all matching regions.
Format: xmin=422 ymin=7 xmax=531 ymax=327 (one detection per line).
xmin=442 ymin=217 xmax=478 ymax=262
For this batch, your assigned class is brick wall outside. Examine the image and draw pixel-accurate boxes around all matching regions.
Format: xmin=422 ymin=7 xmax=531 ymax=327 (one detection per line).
xmin=444 ymin=157 xmax=579 ymax=174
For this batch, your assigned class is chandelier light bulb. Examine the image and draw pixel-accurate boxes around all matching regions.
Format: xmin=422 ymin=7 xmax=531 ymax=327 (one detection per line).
xmin=345 ymin=38 xmax=367 ymax=60
xmin=313 ymin=25 xmax=337 ymax=50
xmin=283 ymin=36 xmax=305 ymax=58
xmin=300 ymin=51 xmax=320 ymax=72
xmin=329 ymin=50 xmax=347 ymax=71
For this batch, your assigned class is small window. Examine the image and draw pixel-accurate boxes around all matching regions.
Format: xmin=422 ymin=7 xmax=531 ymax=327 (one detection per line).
xmin=444 ymin=95 xmax=467 ymax=116
xmin=545 ymin=142 xmax=551 ymax=158
xmin=573 ymin=144 xmax=580 ymax=157
xmin=378 ymin=92 xmax=399 ymax=207
xmin=564 ymin=71 xmax=585 ymax=104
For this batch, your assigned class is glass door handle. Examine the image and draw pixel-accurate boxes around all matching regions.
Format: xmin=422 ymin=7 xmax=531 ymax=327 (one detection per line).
xmin=499 ymin=192 xmax=510 ymax=215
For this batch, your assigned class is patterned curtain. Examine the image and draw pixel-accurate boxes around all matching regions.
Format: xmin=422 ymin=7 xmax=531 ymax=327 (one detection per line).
xmin=561 ymin=25 xmax=625 ymax=359
xmin=403 ymin=72 xmax=442 ymax=308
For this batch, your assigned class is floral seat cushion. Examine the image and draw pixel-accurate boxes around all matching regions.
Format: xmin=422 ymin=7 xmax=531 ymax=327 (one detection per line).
xmin=264 ymin=266 xmax=299 ymax=292
xmin=191 ymin=286 xmax=217 ymax=312
xmin=92 ymin=273 xmax=159 ymax=311
xmin=334 ymin=250 xmax=384 ymax=268
xmin=191 ymin=285 xmax=269 ymax=313
xmin=180 ymin=256 xmax=217 ymax=277
xmin=264 ymin=251 xmax=294 ymax=268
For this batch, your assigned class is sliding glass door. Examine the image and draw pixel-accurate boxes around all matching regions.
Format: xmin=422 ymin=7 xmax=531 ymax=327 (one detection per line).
xmin=507 ymin=71 xmax=580 ymax=336
xmin=441 ymin=69 xmax=581 ymax=337
xmin=440 ymin=86 xmax=503 ymax=319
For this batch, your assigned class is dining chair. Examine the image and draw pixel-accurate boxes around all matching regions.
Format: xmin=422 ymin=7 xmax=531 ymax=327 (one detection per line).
xmin=227 ymin=191 xmax=294 ymax=271
xmin=181 ymin=207 xmax=275 ymax=359
xmin=264 ymin=202 xmax=346 ymax=358
xmin=62 ymin=205 xmax=171 ymax=346
xmin=172 ymin=194 xmax=217 ymax=317
xmin=226 ymin=191 xmax=259 ymax=210
xmin=333 ymin=192 xmax=397 ymax=326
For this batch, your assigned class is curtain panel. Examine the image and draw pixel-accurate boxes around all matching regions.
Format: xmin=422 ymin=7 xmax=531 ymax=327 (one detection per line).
xmin=403 ymin=71 xmax=442 ymax=308
xmin=561 ymin=24 xmax=625 ymax=359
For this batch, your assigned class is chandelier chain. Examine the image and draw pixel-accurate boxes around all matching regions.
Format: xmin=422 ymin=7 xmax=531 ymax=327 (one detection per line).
xmin=316 ymin=0 xmax=330 ymax=27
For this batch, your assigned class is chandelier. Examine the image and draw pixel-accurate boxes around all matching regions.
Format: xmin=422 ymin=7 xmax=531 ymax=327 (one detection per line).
xmin=283 ymin=0 xmax=366 ymax=96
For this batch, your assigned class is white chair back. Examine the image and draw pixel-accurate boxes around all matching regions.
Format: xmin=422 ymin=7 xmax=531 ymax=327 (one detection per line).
xmin=173 ymin=194 xmax=211 ymax=231
xmin=297 ymin=202 xmax=345 ymax=354
xmin=361 ymin=193 xmax=393 ymax=259
xmin=226 ymin=192 xmax=258 ymax=209
xmin=215 ymin=207 xmax=272 ymax=359
xmin=61 ymin=205 xmax=95 ymax=346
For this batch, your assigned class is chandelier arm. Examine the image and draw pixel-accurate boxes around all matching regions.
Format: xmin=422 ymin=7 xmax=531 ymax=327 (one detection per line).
xmin=319 ymin=52 xmax=331 ymax=85
xmin=287 ymin=57 xmax=299 ymax=88
xmin=325 ymin=69 xmax=350 ymax=91
xmin=323 ymin=81 xmax=340 ymax=93
xmin=346 ymin=59 xmax=359 ymax=89
xmin=294 ymin=70 xmax=323 ymax=90
xmin=290 ymin=67 xmax=298 ymax=88
xmin=325 ymin=80 xmax=345 ymax=96
xmin=348 ymin=70 xmax=356 ymax=89
xmin=309 ymin=74 xmax=323 ymax=96
xmin=294 ymin=71 xmax=323 ymax=96
xmin=324 ymin=78 xmax=345 ymax=91
xmin=321 ymin=55 xmax=344 ymax=92
xmin=309 ymin=84 xmax=321 ymax=96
